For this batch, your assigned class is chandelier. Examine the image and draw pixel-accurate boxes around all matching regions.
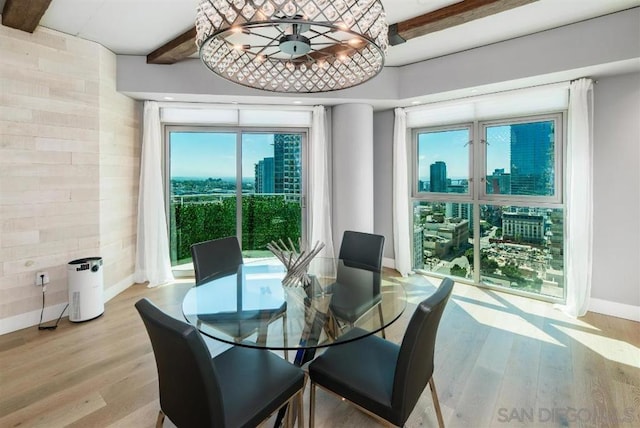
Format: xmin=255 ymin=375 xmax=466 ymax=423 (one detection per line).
xmin=195 ymin=0 xmax=388 ymax=93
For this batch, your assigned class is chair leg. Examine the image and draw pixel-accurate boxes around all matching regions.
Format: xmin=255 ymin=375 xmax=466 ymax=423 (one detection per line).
xmin=428 ymin=377 xmax=445 ymax=428
xmin=297 ymin=389 xmax=305 ymax=428
xmin=256 ymin=324 xmax=268 ymax=346
xmin=309 ymin=382 xmax=316 ymax=428
xmin=329 ymin=314 xmax=340 ymax=340
xmin=155 ymin=409 xmax=165 ymax=428
xmin=323 ymin=313 xmax=339 ymax=341
xmin=285 ymin=397 xmax=293 ymax=428
xmin=377 ymin=304 xmax=386 ymax=339
xmin=283 ymin=314 xmax=289 ymax=361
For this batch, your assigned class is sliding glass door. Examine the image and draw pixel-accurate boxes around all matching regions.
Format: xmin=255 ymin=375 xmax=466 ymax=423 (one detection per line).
xmin=167 ymin=127 xmax=306 ymax=269
xmin=241 ymin=132 xmax=303 ymax=257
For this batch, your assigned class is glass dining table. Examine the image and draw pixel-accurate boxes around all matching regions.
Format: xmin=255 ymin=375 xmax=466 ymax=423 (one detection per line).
xmin=182 ymin=257 xmax=407 ymax=366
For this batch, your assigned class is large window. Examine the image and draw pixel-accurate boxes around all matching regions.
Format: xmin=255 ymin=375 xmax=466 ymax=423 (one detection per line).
xmin=167 ymin=128 xmax=306 ymax=269
xmin=412 ymin=114 xmax=565 ymax=301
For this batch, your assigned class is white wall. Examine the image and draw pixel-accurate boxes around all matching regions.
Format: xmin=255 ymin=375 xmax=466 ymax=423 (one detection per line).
xmin=332 ymin=104 xmax=375 ymax=251
xmin=591 ymin=72 xmax=640 ymax=308
xmin=398 ymin=8 xmax=640 ymax=99
xmin=373 ymin=109 xmax=395 ymax=259
xmin=117 ymin=55 xmax=400 ymax=103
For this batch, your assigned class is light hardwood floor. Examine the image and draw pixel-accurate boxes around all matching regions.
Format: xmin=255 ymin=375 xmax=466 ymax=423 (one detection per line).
xmin=1 ymin=274 xmax=638 ymax=428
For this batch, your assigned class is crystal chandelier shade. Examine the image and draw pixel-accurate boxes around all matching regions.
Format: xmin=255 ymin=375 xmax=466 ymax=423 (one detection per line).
xmin=195 ymin=0 xmax=388 ymax=93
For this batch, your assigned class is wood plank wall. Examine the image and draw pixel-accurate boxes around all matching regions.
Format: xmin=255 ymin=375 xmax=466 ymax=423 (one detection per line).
xmin=0 ymin=23 xmax=140 ymax=332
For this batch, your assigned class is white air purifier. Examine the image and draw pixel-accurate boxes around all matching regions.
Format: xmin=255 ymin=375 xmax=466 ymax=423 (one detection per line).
xmin=68 ymin=257 xmax=104 ymax=322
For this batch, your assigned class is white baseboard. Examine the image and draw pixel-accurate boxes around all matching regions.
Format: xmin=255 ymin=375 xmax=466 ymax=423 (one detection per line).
xmin=589 ymin=298 xmax=640 ymax=322
xmin=382 ymin=257 xmax=395 ymax=269
xmin=0 ymin=275 xmax=135 ymax=336
xmin=0 ymin=302 xmax=70 ymax=336
xmin=104 ymin=274 xmax=135 ymax=302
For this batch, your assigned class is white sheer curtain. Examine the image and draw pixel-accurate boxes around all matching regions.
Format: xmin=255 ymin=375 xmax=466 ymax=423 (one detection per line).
xmin=309 ymin=106 xmax=335 ymax=260
xmin=134 ymin=101 xmax=174 ymax=287
xmin=393 ymin=108 xmax=411 ymax=276
xmin=563 ymin=78 xmax=594 ymax=317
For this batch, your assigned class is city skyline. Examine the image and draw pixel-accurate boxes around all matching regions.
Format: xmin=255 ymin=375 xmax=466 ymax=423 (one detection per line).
xmin=170 ymin=131 xmax=277 ymax=179
xmin=172 ymin=123 xmax=552 ymax=195
xmin=419 ymin=121 xmax=554 ymax=197
xmin=170 ymin=132 xmax=302 ymax=200
xmin=418 ymin=125 xmax=512 ymax=180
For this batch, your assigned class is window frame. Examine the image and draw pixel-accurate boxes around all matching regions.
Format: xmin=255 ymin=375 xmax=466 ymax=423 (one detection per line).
xmin=410 ymin=111 xmax=567 ymax=303
xmin=479 ymin=113 xmax=564 ymax=205
xmin=412 ymin=123 xmax=475 ymax=202
xmin=163 ymin=125 xmax=309 ymax=270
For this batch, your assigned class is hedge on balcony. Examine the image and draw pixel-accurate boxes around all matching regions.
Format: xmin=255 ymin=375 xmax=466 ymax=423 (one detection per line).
xmin=171 ymin=196 xmax=301 ymax=263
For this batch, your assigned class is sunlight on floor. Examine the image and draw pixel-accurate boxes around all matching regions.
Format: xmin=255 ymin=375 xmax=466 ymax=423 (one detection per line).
xmin=454 ymin=298 xmax=565 ymax=346
xmin=509 ymin=297 xmax=602 ymax=331
xmin=554 ymin=324 xmax=640 ymax=367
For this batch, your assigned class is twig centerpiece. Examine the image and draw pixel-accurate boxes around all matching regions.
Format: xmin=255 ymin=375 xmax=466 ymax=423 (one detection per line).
xmin=267 ymin=238 xmax=324 ymax=287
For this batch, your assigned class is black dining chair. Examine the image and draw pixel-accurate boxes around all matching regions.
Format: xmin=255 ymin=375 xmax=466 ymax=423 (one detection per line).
xmin=338 ymin=230 xmax=385 ymax=271
xmin=191 ymin=236 xmax=288 ymax=359
xmin=308 ymin=277 xmax=454 ymax=428
xmin=135 ymin=298 xmax=305 ymax=428
xmin=330 ymin=230 xmax=386 ymax=338
xmin=191 ymin=236 xmax=244 ymax=283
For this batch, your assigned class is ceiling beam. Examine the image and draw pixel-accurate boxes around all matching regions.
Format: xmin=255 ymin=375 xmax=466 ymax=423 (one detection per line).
xmin=147 ymin=27 xmax=198 ymax=64
xmin=391 ymin=0 xmax=538 ymax=45
xmin=146 ymin=0 xmax=538 ymax=64
xmin=1 ymin=0 xmax=53 ymax=33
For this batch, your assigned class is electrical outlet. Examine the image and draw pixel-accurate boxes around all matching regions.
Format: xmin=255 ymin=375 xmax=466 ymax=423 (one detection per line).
xmin=35 ymin=271 xmax=50 ymax=286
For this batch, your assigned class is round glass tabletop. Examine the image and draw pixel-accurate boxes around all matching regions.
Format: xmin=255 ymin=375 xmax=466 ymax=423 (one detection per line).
xmin=182 ymin=258 xmax=406 ymax=353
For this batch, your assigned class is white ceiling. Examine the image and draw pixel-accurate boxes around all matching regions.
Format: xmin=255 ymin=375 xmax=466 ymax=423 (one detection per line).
xmin=20 ymin=0 xmax=640 ymax=67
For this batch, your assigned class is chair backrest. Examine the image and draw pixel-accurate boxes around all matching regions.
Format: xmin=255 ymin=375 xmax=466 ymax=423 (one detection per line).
xmin=191 ymin=236 xmax=243 ymax=283
xmin=135 ymin=298 xmax=225 ymax=427
xmin=338 ymin=230 xmax=385 ymax=271
xmin=391 ymin=277 xmax=454 ymax=422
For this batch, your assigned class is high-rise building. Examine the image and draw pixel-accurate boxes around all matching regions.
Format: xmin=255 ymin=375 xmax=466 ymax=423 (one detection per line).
xmin=255 ymin=134 xmax=302 ymax=196
xmin=502 ymin=212 xmax=545 ymax=244
xmin=510 ymin=122 xmax=554 ymax=196
xmin=413 ymin=227 xmax=424 ymax=269
xmin=447 ymin=178 xmax=468 ymax=194
xmin=446 ymin=202 xmax=473 ymax=234
xmin=274 ymin=134 xmax=302 ymax=195
xmin=430 ymin=161 xmax=447 ymax=192
xmin=547 ymin=209 xmax=564 ymax=270
xmin=255 ymin=157 xmax=274 ymax=193
xmin=486 ymin=168 xmax=511 ymax=194
xmin=422 ymin=219 xmax=469 ymax=257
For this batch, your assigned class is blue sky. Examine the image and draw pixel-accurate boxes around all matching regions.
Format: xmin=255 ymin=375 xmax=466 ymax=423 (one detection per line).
xmin=486 ymin=125 xmax=512 ymax=175
xmin=418 ymin=126 xmax=511 ymax=179
xmin=170 ymin=132 xmax=275 ymax=179
xmin=172 ymin=127 xmax=512 ymax=181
